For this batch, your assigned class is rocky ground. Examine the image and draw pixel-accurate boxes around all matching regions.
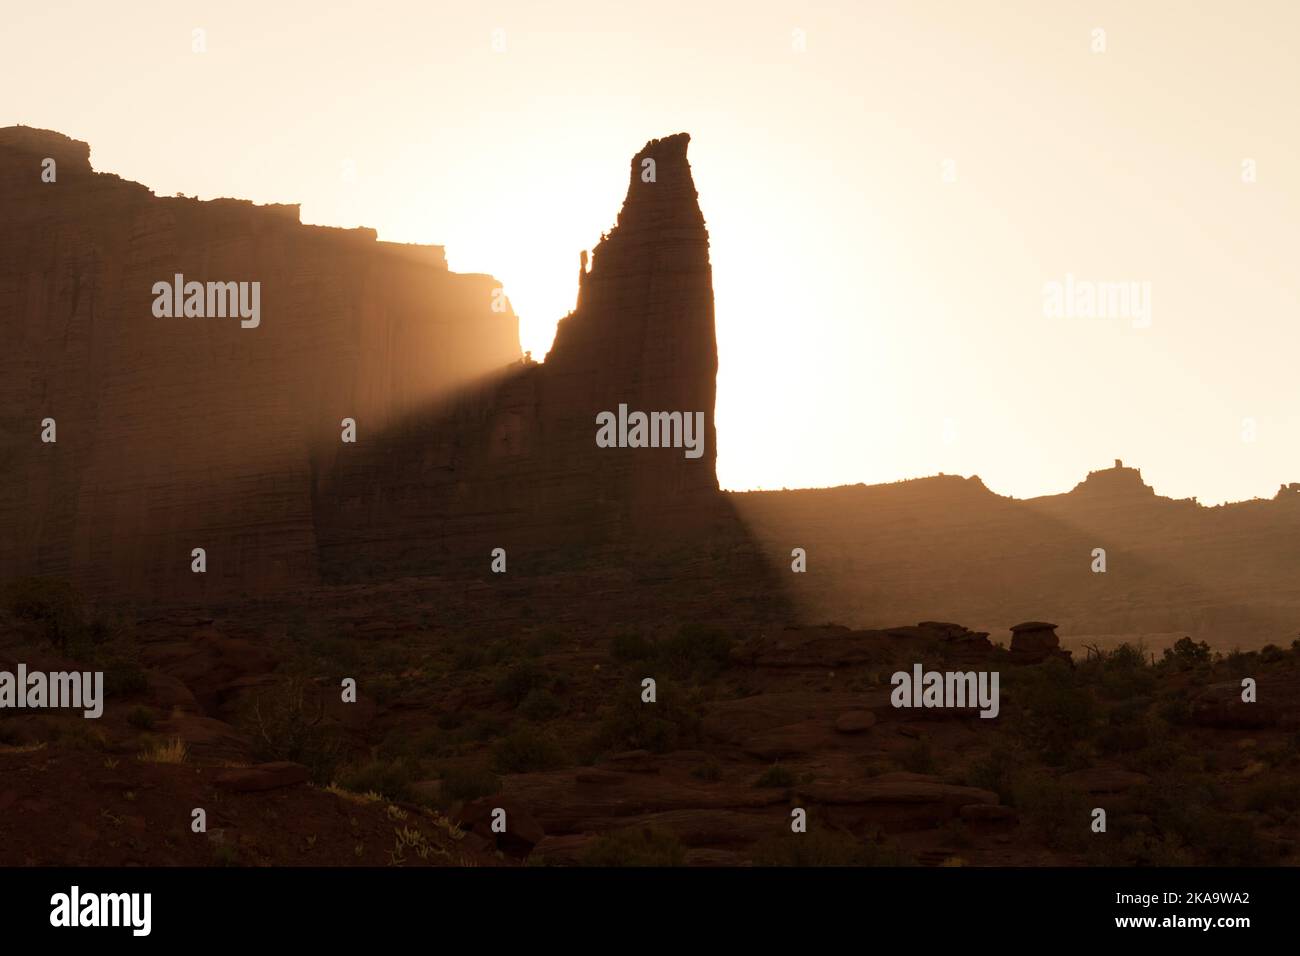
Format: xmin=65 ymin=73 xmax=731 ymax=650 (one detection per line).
xmin=2 ymin=570 xmax=1298 ymax=867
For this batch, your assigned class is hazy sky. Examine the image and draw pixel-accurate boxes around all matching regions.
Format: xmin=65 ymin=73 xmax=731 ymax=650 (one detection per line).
xmin=6 ymin=1 xmax=1297 ymax=504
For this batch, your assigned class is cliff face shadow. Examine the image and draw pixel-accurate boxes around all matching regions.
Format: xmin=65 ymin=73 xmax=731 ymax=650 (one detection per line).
xmin=732 ymin=467 xmax=1300 ymax=650
xmin=307 ymin=129 xmax=792 ymax=622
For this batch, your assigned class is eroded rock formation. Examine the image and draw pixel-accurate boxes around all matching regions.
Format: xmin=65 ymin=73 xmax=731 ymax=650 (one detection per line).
xmin=314 ymin=133 xmax=725 ymax=577
xmin=0 ymin=127 xmax=727 ymax=599
xmin=0 ymin=126 xmax=519 ymax=600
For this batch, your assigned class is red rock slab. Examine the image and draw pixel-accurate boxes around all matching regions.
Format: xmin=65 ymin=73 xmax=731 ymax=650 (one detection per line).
xmin=213 ymin=761 xmax=309 ymax=792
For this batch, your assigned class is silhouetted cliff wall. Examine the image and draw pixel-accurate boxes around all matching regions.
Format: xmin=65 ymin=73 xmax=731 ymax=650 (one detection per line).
xmin=0 ymin=126 xmax=519 ymax=599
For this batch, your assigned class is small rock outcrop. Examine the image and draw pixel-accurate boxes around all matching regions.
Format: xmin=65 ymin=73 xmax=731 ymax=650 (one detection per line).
xmin=1008 ymin=621 xmax=1070 ymax=664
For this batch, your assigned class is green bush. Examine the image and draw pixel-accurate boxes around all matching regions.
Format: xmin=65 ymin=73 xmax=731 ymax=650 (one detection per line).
xmin=609 ymin=625 xmax=734 ymax=682
xmin=438 ymin=763 xmax=501 ymax=802
xmin=99 ymin=648 xmax=149 ymax=698
xmin=1258 ymin=644 xmax=1286 ymax=663
xmin=1097 ymin=699 xmax=1152 ymax=753
xmin=898 ymin=738 xmax=936 ymax=774
xmin=610 ymin=631 xmax=654 ymax=662
xmin=126 ymin=706 xmax=157 ymax=731
xmin=755 ymin=763 xmax=796 ymax=788
xmin=335 ymin=758 xmax=417 ymax=802
xmin=492 ymin=723 xmax=569 ymax=773
xmin=691 ymin=757 xmax=722 ymax=781
xmin=1008 ymin=774 xmax=1089 ymax=851
xmin=243 ymin=679 xmax=342 ymax=784
xmin=1162 ymin=636 xmax=1211 ymax=667
xmin=965 ymin=744 xmax=1020 ymax=802
xmin=1085 ymin=642 xmax=1156 ymax=699
xmin=1013 ymin=658 xmax=1098 ymax=764
xmin=655 ymin=624 xmax=735 ymax=681
xmin=517 ymin=688 xmax=564 ymax=721
xmin=494 ymin=661 xmax=549 ymax=707
xmin=451 ymin=645 xmax=489 ymax=672
xmin=588 ymin=680 xmax=702 ymax=756
xmin=5 ymin=577 xmax=85 ymax=651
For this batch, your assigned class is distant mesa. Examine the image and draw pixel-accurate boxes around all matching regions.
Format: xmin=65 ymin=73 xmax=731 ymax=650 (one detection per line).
xmin=1067 ymin=459 xmax=1155 ymax=499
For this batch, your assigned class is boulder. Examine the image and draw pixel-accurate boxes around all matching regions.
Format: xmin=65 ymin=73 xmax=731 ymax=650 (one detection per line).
xmin=834 ymin=711 xmax=877 ymax=734
xmin=458 ymin=796 xmax=545 ymax=856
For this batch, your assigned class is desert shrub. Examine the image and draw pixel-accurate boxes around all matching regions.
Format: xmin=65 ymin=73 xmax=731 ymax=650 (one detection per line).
xmin=655 ymin=624 xmax=734 ymax=681
xmin=965 ymin=744 xmax=1020 ymax=802
xmin=57 ymin=721 xmax=109 ymax=752
xmin=1088 ymin=829 xmax=1193 ymax=867
xmin=436 ymin=711 xmax=468 ymax=732
xmin=1130 ymin=772 xmax=1275 ymax=865
xmin=1155 ymin=689 xmax=1194 ymax=726
xmin=524 ymin=629 xmax=565 ymax=657
xmin=1258 ymin=644 xmax=1286 ymax=663
xmin=755 ymin=763 xmax=796 ymax=788
xmin=1012 ymin=658 xmax=1099 ymax=764
xmin=610 ymin=625 xmax=734 ymax=682
xmin=126 ymin=706 xmax=157 ymax=731
xmin=494 ymin=660 xmax=549 ymax=706
xmin=1097 ymin=699 xmax=1152 ymax=753
xmin=138 ymin=737 xmax=187 ymax=763
xmin=377 ymin=726 xmax=443 ymax=762
xmin=303 ymin=633 xmax=361 ymax=671
xmin=98 ymin=645 xmax=149 ymax=698
xmin=588 ymin=680 xmax=702 ymax=756
xmin=463 ymin=713 xmax=507 ymax=742
xmin=368 ymin=676 xmax=400 ymax=706
xmin=243 ymin=678 xmax=342 ymax=783
xmin=5 ymin=577 xmax=86 ymax=651
xmin=0 ymin=720 xmax=25 ymax=746
xmin=451 ymin=645 xmax=489 ymax=672
xmin=1162 ymin=636 xmax=1211 ymax=668
xmin=335 ymin=758 xmax=417 ymax=802
xmin=580 ymin=827 xmax=686 ymax=867
xmin=898 ymin=738 xmax=936 ymax=774
xmin=1008 ymin=774 xmax=1089 ymax=851
xmin=691 ymin=757 xmax=722 ymax=781
xmin=1243 ymin=779 xmax=1300 ymax=815
xmin=1085 ymin=642 xmax=1156 ymax=699
xmin=212 ymin=844 xmax=241 ymax=866
xmin=610 ymin=631 xmax=654 ymax=662
xmin=517 ymin=687 xmax=564 ymax=721
xmin=492 ymin=723 xmax=568 ymax=773
xmin=1223 ymin=648 xmax=1252 ymax=669
xmin=438 ymin=763 xmax=501 ymax=802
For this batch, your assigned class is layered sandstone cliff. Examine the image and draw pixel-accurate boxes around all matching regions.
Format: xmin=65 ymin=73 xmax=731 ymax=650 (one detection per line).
xmin=1 ymin=127 xmax=726 ymax=599
xmin=0 ymin=126 xmax=520 ymax=600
